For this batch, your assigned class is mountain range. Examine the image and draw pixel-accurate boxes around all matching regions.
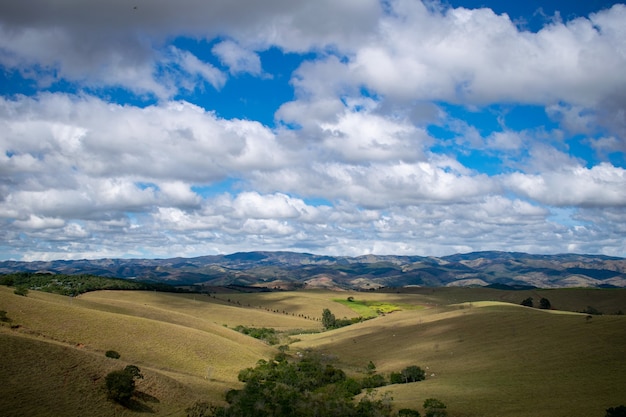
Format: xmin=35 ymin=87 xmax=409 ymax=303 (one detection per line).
xmin=2 ymin=251 xmax=626 ymax=289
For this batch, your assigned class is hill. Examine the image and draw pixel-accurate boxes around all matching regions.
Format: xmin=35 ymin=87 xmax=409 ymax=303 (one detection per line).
xmin=1 ymin=250 xmax=626 ymax=289
xmin=1 ymin=285 xmax=625 ymax=416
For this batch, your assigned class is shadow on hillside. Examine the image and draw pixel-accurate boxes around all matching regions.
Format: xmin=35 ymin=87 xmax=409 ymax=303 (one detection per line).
xmin=123 ymin=391 xmax=159 ymax=413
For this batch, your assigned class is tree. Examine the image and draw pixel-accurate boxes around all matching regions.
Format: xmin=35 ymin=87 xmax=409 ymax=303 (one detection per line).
xmin=105 ymin=365 xmax=143 ymax=404
xmin=322 ymin=308 xmax=337 ymax=329
xmin=521 ymin=297 xmax=533 ymax=307
xmin=539 ymin=297 xmax=551 ymax=310
xmin=606 ymin=405 xmax=626 ymax=417
xmin=423 ymin=398 xmax=447 ymax=417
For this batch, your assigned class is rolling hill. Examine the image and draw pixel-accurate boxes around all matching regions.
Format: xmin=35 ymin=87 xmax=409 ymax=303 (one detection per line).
xmin=1 ymin=285 xmax=626 ymax=416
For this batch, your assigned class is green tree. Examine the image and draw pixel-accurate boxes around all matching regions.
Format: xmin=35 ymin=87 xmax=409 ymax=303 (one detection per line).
xmin=539 ymin=297 xmax=552 ymax=310
xmin=520 ymin=297 xmax=533 ymax=307
xmin=423 ymin=398 xmax=447 ymax=417
xmin=322 ymin=308 xmax=336 ymax=329
xmin=105 ymin=365 xmax=143 ymax=405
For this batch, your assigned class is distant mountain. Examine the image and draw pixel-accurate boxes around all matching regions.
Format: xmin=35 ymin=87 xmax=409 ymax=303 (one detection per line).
xmin=1 ymin=251 xmax=625 ymax=289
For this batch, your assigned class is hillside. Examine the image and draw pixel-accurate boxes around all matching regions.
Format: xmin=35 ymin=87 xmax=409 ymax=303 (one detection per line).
xmin=1 ymin=285 xmax=625 ymax=416
xmin=1 ymin=251 xmax=626 ymax=289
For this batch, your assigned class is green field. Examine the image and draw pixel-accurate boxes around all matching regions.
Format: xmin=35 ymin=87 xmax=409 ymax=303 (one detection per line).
xmin=1 ymin=285 xmax=625 ymax=416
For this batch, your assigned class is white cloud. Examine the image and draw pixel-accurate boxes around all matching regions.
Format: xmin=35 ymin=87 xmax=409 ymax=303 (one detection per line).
xmin=170 ymin=47 xmax=227 ymax=91
xmin=13 ymin=215 xmax=65 ymax=230
xmin=212 ymin=40 xmax=263 ymax=76
xmin=347 ymin=3 xmax=626 ymax=106
xmin=504 ymin=163 xmax=626 ymax=207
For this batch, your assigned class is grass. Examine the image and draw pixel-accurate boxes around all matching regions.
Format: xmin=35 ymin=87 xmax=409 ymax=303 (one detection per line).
xmin=1 ymin=285 xmax=626 ymax=416
xmin=292 ymin=302 xmax=626 ymax=417
xmin=334 ymin=297 xmax=406 ymax=318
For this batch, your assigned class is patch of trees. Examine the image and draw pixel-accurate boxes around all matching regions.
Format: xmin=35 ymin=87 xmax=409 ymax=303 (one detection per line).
xmin=0 ymin=272 xmax=182 ymax=296
xmin=233 ymin=326 xmax=279 ymax=345
xmin=519 ymin=297 xmax=552 ymax=309
xmin=390 ymin=365 xmax=426 ymax=384
xmin=188 ymin=351 xmax=441 ymax=417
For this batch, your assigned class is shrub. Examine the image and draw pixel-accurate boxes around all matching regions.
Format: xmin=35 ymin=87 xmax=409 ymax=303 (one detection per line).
xmin=423 ymin=398 xmax=447 ymax=417
xmin=13 ymin=286 xmax=29 ymax=296
xmin=0 ymin=310 xmax=9 ymax=322
xmin=105 ymin=350 xmax=121 ymax=359
xmin=361 ymin=373 xmax=387 ymax=389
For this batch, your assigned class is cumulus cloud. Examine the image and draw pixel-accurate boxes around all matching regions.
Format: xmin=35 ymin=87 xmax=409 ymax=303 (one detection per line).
xmin=348 ymin=3 xmax=626 ymax=106
xmin=504 ymin=163 xmax=626 ymax=207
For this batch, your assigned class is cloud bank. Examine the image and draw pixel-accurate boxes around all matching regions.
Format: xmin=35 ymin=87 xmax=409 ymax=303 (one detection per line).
xmin=0 ymin=0 xmax=625 ymax=260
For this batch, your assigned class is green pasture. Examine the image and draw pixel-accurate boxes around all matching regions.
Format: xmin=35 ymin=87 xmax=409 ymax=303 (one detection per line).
xmin=333 ymin=297 xmax=408 ymax=318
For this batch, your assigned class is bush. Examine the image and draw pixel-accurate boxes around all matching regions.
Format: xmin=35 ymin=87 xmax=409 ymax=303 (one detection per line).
xmin=0 ymin=310 xmax=10 ymax=322
xmin=423 ymin=398 xmax=447 ymax=417
xmin=13 ymin=286 xmax=29 ymax=296
xmin=105 ymin=350 xmax=121 ymax=359
xmin=361 ymin=373 xmax=387 ymax=389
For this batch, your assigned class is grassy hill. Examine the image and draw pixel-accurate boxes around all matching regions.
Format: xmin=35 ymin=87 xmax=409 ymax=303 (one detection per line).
xmin=1 ymin=285 xmax=625 ymax=416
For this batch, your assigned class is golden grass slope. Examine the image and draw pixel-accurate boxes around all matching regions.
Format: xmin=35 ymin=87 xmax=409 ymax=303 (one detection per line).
xmin=0 ymin=286 xmax=319 ymax=416
xmin=1 ymin=286 xmax=626 ymax=417
xmin=293 ymin=301 xmax=626 ymax=417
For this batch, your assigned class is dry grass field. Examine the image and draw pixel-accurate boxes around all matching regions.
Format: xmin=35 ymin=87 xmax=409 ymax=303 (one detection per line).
xmin=1 ymin=285 xmax=625 ymax=416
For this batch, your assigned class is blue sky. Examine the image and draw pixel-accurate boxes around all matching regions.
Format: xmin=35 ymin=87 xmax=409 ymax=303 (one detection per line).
xmin=1 ymin=0 xmax=625 ymax=261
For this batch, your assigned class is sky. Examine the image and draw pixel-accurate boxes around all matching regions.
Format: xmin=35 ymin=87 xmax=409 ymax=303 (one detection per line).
xmin=1 ymin=0 xmax=625 ymax=261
